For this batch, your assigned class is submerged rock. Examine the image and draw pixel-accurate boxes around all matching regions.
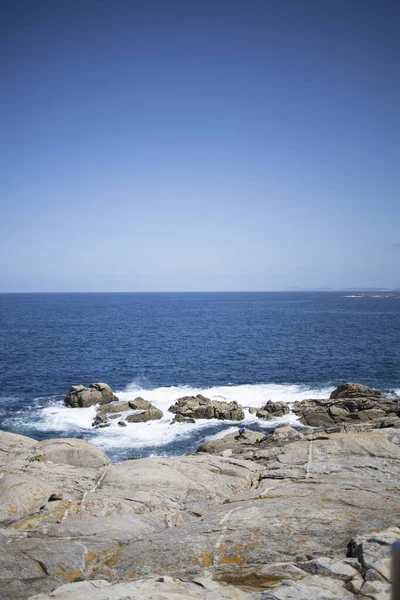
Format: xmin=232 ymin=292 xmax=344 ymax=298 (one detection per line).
xmin=64 ymin=382 xmax=118 ymax=408
xmin=169 ymin=394 xmax=245 ymax=420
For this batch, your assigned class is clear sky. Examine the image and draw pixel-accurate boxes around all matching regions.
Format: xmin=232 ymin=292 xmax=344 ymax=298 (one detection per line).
xmin=1 ymin=0 xmax=399 ymax=292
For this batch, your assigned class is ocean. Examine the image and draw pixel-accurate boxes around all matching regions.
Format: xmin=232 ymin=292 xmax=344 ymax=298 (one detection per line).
xmin=0 ymin=292 xmax=399 ymax=461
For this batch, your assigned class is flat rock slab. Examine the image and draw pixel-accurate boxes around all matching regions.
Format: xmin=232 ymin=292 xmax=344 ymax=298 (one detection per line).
xmin=0 ymin=473 xmax=61 ymax=524
xmin=28 ymin=575 xmax=259 ymax=599
xmin=1 ymin=425 xmax=399 ymax=600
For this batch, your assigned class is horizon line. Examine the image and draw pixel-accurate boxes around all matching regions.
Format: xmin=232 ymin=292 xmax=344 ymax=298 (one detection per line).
xmin=0 ymin=289 xmax=399 ymax=295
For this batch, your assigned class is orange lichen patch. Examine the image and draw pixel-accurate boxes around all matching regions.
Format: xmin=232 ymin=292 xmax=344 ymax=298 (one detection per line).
xmin=201 ymin=553 xmax=213 ymax=567
xmin=228 ymin=542 xmax=257 ymax=553
xmin=65 ymin=569 xmax=83 ymax=582
xmin=57 ymin=567 xmax=83 ymax=582
xmin=106 ymin=551 xmax=122 ymax=567
xmin=128 ymin=570 xmax=136 ymax=578
xmin=85 ymin=551 xmax=96 ymax=563
xmin=7 ymin=507 xmax=17 ymax=515
xmin=218 ymin=554 xmax=246 ymax=565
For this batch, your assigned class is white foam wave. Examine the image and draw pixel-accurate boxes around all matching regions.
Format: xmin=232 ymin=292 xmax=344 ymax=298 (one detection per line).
xmin=22 ymin=382 xmax=334 ymax=455
xmin=33 ymin=404 xmax=97 ymax=432
xmin=117 ymin=382 xmax=333 ymax=412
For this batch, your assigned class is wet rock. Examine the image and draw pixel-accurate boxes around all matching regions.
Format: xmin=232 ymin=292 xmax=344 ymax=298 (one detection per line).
xmin=169 ymin=394 xmax=245 ymax=420
xmin=125 ymin=406 xmax=163 ymax=422
xmin=92 ymin=414 xmax=108 ymax=428
xmin=117 ymin=420 xmax=127 ymax=427
xmin=97 ymin=402 xmax=131 ymax=416
xmin=171 ymin=414 xmax=196 ymax=424
xmin=256 ymin=401 xmax=290 ymax=420
xmin=128 ymin=397 xmax=152 ymax=410
xmin=64 ymin=383 xmax=118 ymax=408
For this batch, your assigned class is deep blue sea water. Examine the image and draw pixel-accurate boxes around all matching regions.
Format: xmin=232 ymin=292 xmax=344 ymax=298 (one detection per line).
xmin=0 ymin=292 xmax=399 ymax=461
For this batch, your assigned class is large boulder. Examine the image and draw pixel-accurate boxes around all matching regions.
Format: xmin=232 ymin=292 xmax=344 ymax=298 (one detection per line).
xmin=256 ymin=401 xmax=290 ymax=420
xmin=32 ymin=438 xmax=110 ymax=468
xmin=169 ymin=394 xmax=245 ymax=420
xmin=330 ymin=382 xmax=387 ymax=400
xmin=64 ymin=383 xmax=118 ymax=408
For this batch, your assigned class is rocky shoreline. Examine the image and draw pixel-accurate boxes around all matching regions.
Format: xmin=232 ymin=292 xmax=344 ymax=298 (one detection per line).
xmin=0 ymin=383 xmax=399 ymax=599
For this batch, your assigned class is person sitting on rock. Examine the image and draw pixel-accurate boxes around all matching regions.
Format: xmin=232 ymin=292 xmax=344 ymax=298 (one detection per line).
xmin=235 ymin=427 xmax=246 ymax=440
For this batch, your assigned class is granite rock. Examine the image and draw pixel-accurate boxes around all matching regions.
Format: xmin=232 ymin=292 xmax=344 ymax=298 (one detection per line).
xmin=64 ymin=383 xmax=118 ymax=408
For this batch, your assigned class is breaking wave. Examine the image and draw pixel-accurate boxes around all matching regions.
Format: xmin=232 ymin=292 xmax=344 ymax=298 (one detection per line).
xmin=3 ymin=381 xmax=334 ymax=461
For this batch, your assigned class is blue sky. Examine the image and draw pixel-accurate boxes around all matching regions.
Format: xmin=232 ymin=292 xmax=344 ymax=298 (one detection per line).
xmin=1 ymin=0 xmax=399 ymax=291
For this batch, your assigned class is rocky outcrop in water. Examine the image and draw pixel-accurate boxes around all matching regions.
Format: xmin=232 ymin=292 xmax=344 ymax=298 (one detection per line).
xmin=64 ymin=383 xmax=118 ymax=408
xmin=293 ymin=382 xmax=399 ymax=427
xmin=329 ymin=382 xmax=387 ymax=400
xmin=255 ymin=400 xmax=290 ymax=420
xmin=125 ymin=406 xmax=164 ymax=422
xmin=94 ymin=397 xmax=164 ymax=426
xmin=169 ymin=394 xmax=245 ymax=420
